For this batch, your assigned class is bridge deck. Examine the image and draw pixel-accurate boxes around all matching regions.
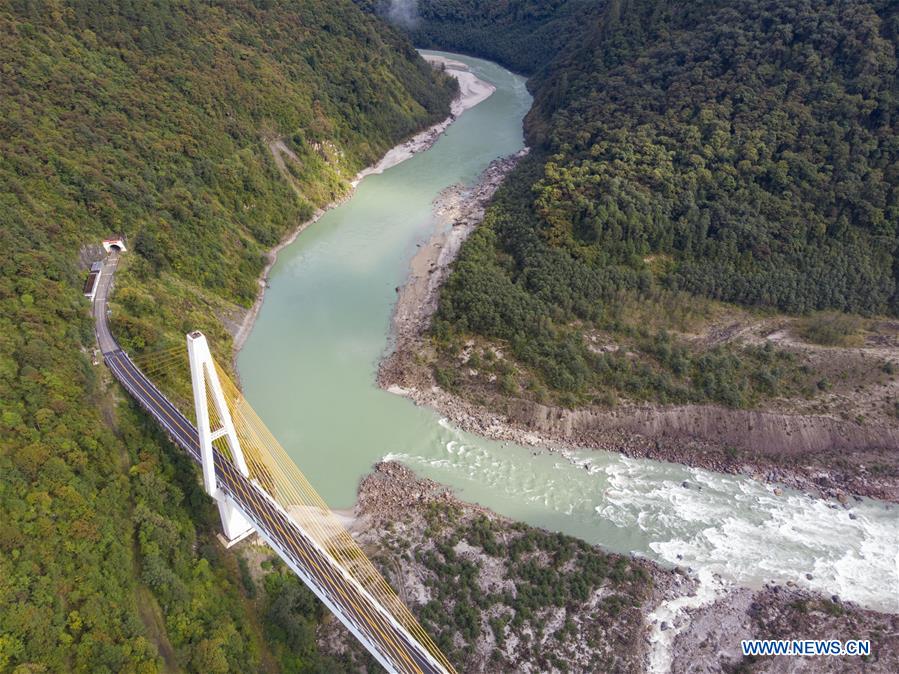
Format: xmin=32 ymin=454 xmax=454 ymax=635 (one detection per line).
xmin=94 ymin=254 xmax=447 ymax=674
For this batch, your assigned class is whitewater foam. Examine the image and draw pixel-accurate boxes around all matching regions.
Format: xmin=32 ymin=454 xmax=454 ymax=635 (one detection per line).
xmin=389 ymin=417 xmax=898 ymax=611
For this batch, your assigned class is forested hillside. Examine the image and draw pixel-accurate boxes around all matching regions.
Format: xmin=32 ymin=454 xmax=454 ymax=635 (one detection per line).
xmin=0 ymin=1 xmax=455 ymax=671
xmin=524 ymin=0 xmax=898 ymax=315
xmin=377 ymin=0 xmax=597 ymax=73
xmin=379 ymin=0 xmax=899 ymax=406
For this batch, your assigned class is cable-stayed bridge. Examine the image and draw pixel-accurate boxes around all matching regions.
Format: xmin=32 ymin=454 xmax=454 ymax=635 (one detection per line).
xmin=93 ymin=253 xmax=454 ymax=674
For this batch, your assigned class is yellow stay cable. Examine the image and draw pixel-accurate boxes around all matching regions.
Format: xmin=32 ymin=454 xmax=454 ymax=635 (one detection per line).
xmin=212 ymin=362 xmax=454 ymax=671
xmin=130 ymin=345 xmax=454 ymax=672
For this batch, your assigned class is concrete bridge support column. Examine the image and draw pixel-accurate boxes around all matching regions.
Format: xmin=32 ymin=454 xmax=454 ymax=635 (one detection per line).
xmin=187 ymin=331 xmax=254 ymax=545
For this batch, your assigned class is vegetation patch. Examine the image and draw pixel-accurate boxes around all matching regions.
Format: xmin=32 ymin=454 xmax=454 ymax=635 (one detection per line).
xmin=796 ymin=312 xmax=866 ymax=348
xmin=432 ymin=163 xmax=810 ymax=408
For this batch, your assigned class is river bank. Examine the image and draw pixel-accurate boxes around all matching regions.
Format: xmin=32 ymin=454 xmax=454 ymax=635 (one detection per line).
xmin=235 ymin=49 xmax=897 ymax=622
xmin=376 ymin=159 xmax=899 ymax=503
xmin=230 ymin=54 xmax=496 ymax=360
xmin=383 ymin=149 xmax=528 ymax=359
xmin=319 ymin=462 xmax=899 ymax=673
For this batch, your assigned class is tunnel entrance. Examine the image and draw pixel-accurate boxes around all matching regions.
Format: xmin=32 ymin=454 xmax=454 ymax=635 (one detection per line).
xmin=102 ymin=237 xmax=127 ymax=253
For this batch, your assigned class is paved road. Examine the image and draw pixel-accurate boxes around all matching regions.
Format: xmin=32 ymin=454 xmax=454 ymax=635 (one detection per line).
xmin=93 ymin=255 xmax=450 ymax=674
xmin=93 ymin=252 xmax=120 ymax=355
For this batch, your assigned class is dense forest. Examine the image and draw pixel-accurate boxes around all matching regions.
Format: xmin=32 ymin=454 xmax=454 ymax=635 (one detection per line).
xmin=524 ymin=0 xmax=898 ymax=315
xmin=367 ymin=0 xmax=596 ymax=73
xmin=0 ymin=1 xmax=454 ymax=671
xmin=376 ymin=0 xmax=899 ymax=406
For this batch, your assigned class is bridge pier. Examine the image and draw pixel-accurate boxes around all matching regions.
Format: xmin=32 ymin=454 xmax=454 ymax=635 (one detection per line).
xmin=187 ymin=331 xmax=255 ymax=546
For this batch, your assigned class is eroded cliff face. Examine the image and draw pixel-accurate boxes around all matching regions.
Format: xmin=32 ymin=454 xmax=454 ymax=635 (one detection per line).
xmin=511 ymin=399 xmax=898 ymax=456
xmin=382 ymin=353 xmax=899 ymax=501
xmin=505 ymin=399 xmax=899 ymax=501
xmin=381 ymin=275 xmax=899 ymax=502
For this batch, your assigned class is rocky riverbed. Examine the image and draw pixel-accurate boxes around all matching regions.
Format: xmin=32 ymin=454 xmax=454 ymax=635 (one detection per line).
xmin=319 ymin=463 xmax=899 ymax=672
xmin=386 ymin=340 xmax=898 ymax=503
xmin=381 ymin=149 xmax=529 ymax=361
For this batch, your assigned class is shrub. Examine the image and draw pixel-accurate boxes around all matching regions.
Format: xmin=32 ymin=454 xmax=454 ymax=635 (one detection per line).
xmin=797 ymin=312 xmax=864 ymax=347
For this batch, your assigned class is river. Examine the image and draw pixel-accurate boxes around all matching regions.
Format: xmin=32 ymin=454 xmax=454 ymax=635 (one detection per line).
xmin=237 ymin=52 xmax=898 ymax=613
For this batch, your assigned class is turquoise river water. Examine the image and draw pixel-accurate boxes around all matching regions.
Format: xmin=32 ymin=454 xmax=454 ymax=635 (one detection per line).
xmin=238 ymin=52 xmax=898 ymax=612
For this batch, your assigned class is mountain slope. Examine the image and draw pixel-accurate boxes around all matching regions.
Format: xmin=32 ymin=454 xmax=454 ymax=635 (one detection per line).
xmin=0 ymin=1 xmax=455 ymax=671
xmin=523 ymin=0 xmax=898 ymax=315
xmin=403 ymin=0 xmax=598 ymax=74
xmin=375 ymin=0 xmax=899 ymax=408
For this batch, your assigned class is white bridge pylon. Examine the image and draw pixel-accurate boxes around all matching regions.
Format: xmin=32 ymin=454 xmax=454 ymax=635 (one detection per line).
xmin=187 ymin=330 xmax=255 ymax=544
xmin=180 ymin=330 xmax=453 ymax=673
